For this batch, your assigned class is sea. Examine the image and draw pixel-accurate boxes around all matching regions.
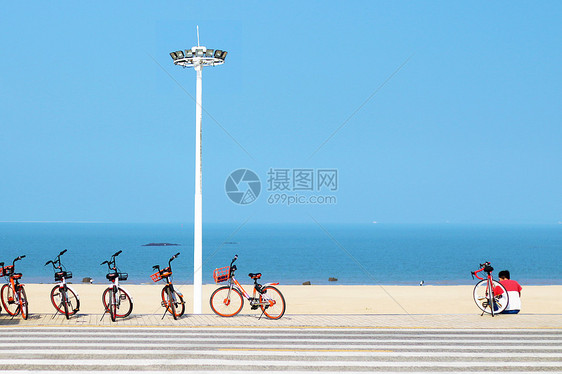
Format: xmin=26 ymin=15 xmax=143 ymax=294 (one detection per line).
xmin=0 ymin=223 xmax=560 ymax=286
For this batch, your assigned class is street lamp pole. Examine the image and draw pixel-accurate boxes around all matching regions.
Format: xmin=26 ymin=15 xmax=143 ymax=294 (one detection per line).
xmin=170 ymin=39 xmax=227 ymax=314
xmin=193 ymin=63 xmax=203 ymax=315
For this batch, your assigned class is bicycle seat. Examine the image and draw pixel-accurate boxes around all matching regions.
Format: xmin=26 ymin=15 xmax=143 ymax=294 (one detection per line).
xmin=248 ymin=273 xmax=262 ymax=280
xmin=106 ymin=273 xmax=118 ymax=280
xmin=13 ymin=273 xmax=22 ymax=279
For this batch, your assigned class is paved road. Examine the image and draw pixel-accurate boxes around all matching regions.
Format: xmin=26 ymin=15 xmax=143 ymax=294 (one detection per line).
xmin=0 ymin=327 xmax=560 ymax=373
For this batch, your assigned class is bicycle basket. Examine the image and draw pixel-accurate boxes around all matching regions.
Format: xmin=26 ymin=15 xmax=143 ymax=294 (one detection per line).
xmin=213 ymin=266 xmax=230 ymax=283
xmin=54 ymin=271 xmax=72 ymax=281
xmin=150 ymin=271 xmax=162 ymax=282
xmin=3 ymin=265 xmax=14 ymax=277
xmin=118 ymin=272 xmax=128 ymax=281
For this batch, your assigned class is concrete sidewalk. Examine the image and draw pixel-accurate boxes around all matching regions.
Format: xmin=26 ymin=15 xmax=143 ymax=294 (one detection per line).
xmin=1 ymin=312 xmax=561 ymax=329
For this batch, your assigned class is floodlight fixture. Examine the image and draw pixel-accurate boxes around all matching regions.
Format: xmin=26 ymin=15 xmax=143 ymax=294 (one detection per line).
xmin=170 ymin=45 xmax=228 ymax=68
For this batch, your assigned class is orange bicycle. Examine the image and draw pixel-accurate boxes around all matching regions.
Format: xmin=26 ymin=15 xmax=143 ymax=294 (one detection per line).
xmin=210 ymin=255 xmax=286 ymax=319
xmin=151 ymin=252 xmax=185 ymax=320
xmin=1 ymin=255 xmax=29 ymax=320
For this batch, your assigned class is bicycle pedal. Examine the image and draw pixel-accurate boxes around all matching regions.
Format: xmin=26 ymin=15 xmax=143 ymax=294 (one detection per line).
xmin=119 ymin=294 xmax=127 ymax=301
xmin=250 ymin=305 xmax=259 ymax=310
xmin=161 ymin=301 xmax=168 ymax=307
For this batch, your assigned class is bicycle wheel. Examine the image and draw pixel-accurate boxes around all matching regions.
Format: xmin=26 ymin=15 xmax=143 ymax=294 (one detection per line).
xmin=115 ymin=287 xmax=133 ymax=318
xmin=62 ymin=289 xmax=69 ymax=319
xmin=210 ymin=286 xmax=244 ymax=317
xmin=162 ymin=286 xmax=185 ymax=319
xmin=51 ymin=286 xmax=80 ymax=317
xmin=473 ymin=279 xmax=509 ymax=315
xmin=102 ymin=287 xmax=117 ymax=321
xmin=18 ymin=286 xmax=28 ymax=320
xmin=102 ymin=287 xmax=133 ymax=319
xmin=1 ymin=284 xmax=19 ymax=316
xmin=65 ymin=287 xmax=80 ymax=316
xmin=259 ymin=286 xmax=286 ymax=320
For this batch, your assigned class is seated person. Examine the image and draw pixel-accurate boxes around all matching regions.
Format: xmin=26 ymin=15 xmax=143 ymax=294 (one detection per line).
xmin=498 ymin=270 xmax=522 ymax=314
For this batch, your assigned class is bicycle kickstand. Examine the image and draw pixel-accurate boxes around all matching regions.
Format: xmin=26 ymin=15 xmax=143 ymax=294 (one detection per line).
xmin=100 ymin=308 xmax=108 ymax=321
xmin=51 ymin=307 xmax=61 ymax=319
xmin=258 ymin=307 xmax=267 ymax=320
xmin=161 ymin=306 xmax=169 ymax=320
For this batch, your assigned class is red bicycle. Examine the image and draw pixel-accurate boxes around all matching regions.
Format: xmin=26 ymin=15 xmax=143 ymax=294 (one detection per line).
xmin=471 ymin=261 xmax=509 ymax=316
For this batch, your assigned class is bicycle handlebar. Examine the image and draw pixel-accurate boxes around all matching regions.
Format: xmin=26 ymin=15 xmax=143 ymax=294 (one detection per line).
xmin=152 ymin=252 xmax=182 ymax=276
xmin=471 ymin=269 xmax=484 ymax=281
xmin=13 ymin=255 xmax=26 ymax=267
xmin=471 ymin=262 xmax=493 ymax=281
xmin=168 ymin=252 xmax=180 ymax=267
xmin=45 ymin=249 xmax=69 ymax=271
xmin=101 ymin=250 xmax=124 ymax=271
xmin=228 ymin=255 xmax=238 ymax=275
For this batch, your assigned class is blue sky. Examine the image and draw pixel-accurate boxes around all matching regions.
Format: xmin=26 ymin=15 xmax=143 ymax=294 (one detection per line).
xmin=1 ymin=2 xmax=560 ymax=224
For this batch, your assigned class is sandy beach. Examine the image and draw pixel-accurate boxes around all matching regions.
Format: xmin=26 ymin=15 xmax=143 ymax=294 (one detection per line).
xmin=20 ymin=283 xmax=562 ymax=315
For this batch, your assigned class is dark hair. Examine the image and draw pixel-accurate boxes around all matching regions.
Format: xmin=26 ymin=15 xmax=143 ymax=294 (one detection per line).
xmin=498 ymin=270 xmax=510 ymax=279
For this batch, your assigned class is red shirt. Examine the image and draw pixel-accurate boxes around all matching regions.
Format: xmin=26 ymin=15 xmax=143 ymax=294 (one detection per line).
xmin=500 ymin=279 xmax=522 ymax=294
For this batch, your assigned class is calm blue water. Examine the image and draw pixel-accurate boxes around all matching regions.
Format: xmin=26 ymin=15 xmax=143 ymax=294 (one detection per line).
xmin=0 ymin=223 xmax=560 ymax=285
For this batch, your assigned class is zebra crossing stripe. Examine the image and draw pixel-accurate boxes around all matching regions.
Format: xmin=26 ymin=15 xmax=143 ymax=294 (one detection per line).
xmin=0 ymin=358 xmax=561 ymax=368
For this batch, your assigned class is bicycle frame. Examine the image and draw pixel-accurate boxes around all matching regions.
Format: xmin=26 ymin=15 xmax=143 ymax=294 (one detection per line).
xmin=227 ymin=277 xmax=278 ymax=307
xmin=6 ymin=273 xmax=22 ymax=305
xmin=224 ymin=263 xmax=280 ymax=312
